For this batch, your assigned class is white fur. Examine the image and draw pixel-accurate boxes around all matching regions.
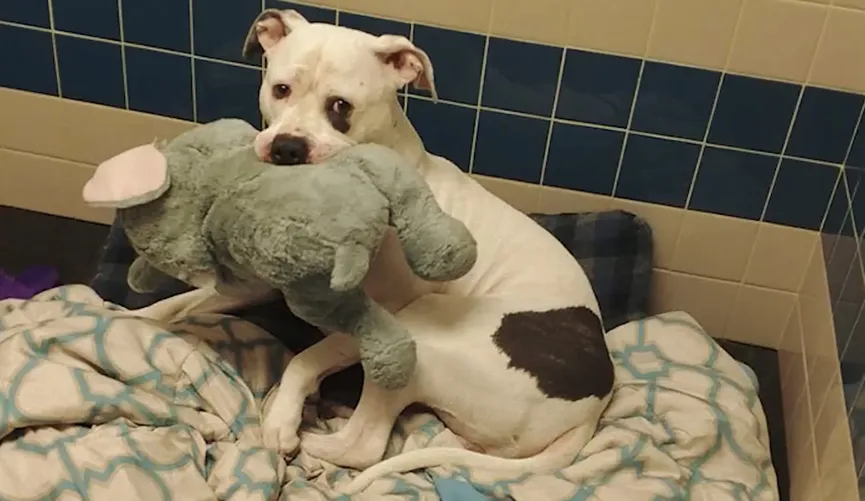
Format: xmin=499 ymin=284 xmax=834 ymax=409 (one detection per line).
xmin=132 ymin=10 xmax=613 ymax=495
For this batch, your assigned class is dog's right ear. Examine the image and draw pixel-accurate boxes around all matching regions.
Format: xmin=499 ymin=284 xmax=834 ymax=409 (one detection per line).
xmin=82 ymin=144 xmax=171 ymax=209
xmin=242 ymin=9 xmax=309 ymax=59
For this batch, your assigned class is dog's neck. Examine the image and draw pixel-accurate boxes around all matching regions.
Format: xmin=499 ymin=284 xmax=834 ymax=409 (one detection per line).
xmin=372 ymin=97 xmax=431 ymax=175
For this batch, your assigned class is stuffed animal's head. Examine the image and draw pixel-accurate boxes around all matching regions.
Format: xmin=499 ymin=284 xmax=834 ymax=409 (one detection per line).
xmin=82 ymin=119 xmax=259 ymax=209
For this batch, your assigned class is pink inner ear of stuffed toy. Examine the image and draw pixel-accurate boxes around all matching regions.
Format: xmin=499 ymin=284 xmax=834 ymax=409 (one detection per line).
xmin=82 ymin=144 xmax=170 ymax=209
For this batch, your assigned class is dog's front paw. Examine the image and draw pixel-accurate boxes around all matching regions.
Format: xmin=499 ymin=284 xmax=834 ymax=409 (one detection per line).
xmin=261 ymin=387 xmax=305 ymax=455
xmin=262 ymin=413 xmax=301 ymax=455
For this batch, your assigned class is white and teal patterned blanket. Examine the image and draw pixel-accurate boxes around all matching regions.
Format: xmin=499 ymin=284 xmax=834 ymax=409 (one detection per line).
xmin=0 ymin=286 xmax=778 ymax=500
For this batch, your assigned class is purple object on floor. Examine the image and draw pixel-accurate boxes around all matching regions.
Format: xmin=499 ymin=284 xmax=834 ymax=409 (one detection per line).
xmin=0 ymin=266 xmax=59 ymax=300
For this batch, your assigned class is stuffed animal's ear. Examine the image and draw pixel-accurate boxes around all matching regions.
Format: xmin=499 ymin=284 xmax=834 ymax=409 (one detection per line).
xmin=82 ymin=144 xmax=170 ymax=208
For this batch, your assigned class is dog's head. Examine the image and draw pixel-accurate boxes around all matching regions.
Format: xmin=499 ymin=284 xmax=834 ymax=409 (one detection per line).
xmin=243 ymin=9 xmax=438 ymax=165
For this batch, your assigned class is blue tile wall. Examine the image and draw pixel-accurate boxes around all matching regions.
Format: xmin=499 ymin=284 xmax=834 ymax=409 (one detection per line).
xmin=2 ymin=0 xmax=864 ymax=236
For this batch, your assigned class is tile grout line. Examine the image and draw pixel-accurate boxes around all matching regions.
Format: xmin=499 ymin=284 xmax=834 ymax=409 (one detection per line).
xmin=190 ymin=0 xmax=199 ymax=123
xmin=117 ymin=0 xmax=129 ymax=110
xmin=466 ymin=35 xmax=490 ymax=174
xmin=538 ymin=47 xmax=567 ymax=186
xmin=609 ymin=0 xmax=660 ymax=199
xmin=848 ymin=376 xmax=865 ymax=421
xmin=682 ymin=0 xmax=745 ymax=212
xmin=46 ymin=0 xmax=62 ymax=98
xmin=721 ymin=2 xmax=769 ymax=303
xmin=4 ymin=11 xmax=865 ymax=97
xmin=608 ymin=59 xmax=645 ymax=198
xmin=758 ymin=6 xmax=831 ymax=225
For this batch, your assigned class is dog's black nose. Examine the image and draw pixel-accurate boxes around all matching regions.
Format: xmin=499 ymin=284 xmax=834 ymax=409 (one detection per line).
xmin=270 ymin=134 xmax=309 ymax=165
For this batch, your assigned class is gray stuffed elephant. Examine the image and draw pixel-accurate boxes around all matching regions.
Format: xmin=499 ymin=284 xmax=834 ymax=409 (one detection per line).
xmin=81 ymin=118 xmax=477 ymax=389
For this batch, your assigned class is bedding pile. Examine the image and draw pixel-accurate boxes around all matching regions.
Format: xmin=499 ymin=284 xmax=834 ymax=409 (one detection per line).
xmin=0 ymin=285 xmax=778 ymax=500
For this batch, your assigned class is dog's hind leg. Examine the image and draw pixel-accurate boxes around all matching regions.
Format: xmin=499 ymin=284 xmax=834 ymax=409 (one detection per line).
xmin=300 ymin=373 xmax=412 ymax=469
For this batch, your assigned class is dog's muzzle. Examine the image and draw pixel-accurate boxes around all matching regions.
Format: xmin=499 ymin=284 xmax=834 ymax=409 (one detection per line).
xmin=270 ymin=134 xmax=310 ymax=165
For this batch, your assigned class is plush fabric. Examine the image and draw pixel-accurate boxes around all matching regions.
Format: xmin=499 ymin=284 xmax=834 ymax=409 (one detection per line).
xmin=91 ymin=210 xmax=653 ymax=333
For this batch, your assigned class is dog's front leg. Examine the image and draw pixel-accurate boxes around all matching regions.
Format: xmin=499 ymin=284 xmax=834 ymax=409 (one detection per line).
xmin=300 ymin=373 xmax=412 ymax=469
xmin=263 ymin=332 xmax=360 ymax=455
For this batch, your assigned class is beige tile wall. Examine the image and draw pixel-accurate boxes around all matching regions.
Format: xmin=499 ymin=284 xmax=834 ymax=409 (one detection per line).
xmin=312 ymin=0 xmax=865 ymax=93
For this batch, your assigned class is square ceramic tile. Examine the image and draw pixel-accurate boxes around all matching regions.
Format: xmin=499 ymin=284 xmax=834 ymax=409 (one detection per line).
xmin=763 ymin=159 xmax=839 ymax=230
xmin=489 ymin=0 xmax=571 ymax=46
xmin=472 ymin=110 xmax=547 ymax=183
xmin=406 ymin=98 xmax=475 ymax=171
xmin=727 ymin=0 xmax=826 ymax=83
xmin=615 ymin=135 xmax=700 ymax=207
xmin=631 ymin=62 xmax=720 ymax=140
xmin=788 ymin=87 xmax=865 ymax=164
xmin=53 ymin=0 xmax=120 ymax=39
xmin=708 ymin=75 xmax=800 ymax=154
xmin=810 ymin=6 xmax=865 ymax=94
xmin=0 ymin=25 xmax=57 ymax=96
xmin=265 ymin=1 xmax=336 ymax=24
xmin=555 ymin=49 xmax=640 ymax=127
xmin=122 ymin=0 xmax=190 ymax=52
xmin=410 ymin=25 xmax=485 ymax=105
xmin=543 ymin=122 xmax=623 ymax=195
xmin=670 ymin=211 xmax=758 ymax=281
xmin=125 ymin=47 xmax=194 ymax=121
xmin=833 ymin=301 xmax=861 ymax=359
xmin=566 ymin=0 xmax=655 ymax=57
xmin=647 ymin=0 xmax=741 ymax=70
xmin=338 ymin=12 xmax=410 ymax=37
xmin=744 ymin=223 xmax=818 ymax=292
xmin=192 ymin=0 xmax=260 ymax=64
xmin=725 ymin=286 xmax=796 ymax=348
xmin=194 ymin=59 xmax=261 ymax=125
xmin=55 ymin=35 xmax=125 ymax=108
xmin=482 ymin=37 xmax=561 ymax=116
xmin=649 ymin=270 xmax=739 ymax=336
xmin=0 ymin=0 xmax=49 ymax=27
xmin=688 ymin=147 xmax=777 ymax=221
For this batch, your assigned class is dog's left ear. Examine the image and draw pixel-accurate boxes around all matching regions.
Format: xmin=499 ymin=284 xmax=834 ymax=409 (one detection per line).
xmin=373 ymin=35 xmax=438 ymax=101
xmin=242 ymin=9 xmax=309 ymax=59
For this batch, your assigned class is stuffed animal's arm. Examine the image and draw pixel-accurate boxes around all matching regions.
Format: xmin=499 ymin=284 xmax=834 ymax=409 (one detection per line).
xmin=128 ymin=257 xmax=175 ymax=293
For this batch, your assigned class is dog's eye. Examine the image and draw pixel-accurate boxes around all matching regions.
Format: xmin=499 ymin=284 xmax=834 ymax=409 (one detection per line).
xmin=330 ymin=98 xmax=353 ymax=117
xmin=272 ymin=84 xmax=291 ymax=99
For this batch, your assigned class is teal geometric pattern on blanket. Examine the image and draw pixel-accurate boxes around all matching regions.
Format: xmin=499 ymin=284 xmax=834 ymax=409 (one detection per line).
xmin=0 ymin=287 xmax=778 ymax=501
xmin=0 ymin=285 xmax=284 ymax=501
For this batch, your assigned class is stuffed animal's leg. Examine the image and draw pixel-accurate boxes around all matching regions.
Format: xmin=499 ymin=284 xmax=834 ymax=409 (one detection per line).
xmin=262 ymin=332 xmax=360 ymax=455
xmin=350 ymin=298 xmax=417 ymax=391
xmin=301 ymin=372 xmax=411 ymax=469
xmin=390 ymin=196 xmax=477 ymax=283
xmin=284 ymin=289 xmax=417 ymax=391
xmin=128 ymin=257 xmax=173 ymax=293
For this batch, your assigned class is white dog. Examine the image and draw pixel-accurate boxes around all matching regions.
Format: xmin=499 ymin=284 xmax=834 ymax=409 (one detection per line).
xmin=138 ymin=8 xmax=616 ymax=495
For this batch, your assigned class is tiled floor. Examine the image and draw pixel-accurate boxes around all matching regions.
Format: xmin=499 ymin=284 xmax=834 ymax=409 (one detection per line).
xmin=0 ymin=205 xmax=789 ymax=499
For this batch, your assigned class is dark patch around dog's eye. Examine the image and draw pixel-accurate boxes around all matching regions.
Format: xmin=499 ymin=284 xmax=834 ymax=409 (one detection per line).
xmin=272 ymin=84 xmax=291 ymax=99
xmin=325 ymin=96 xmax=353 ymax=134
